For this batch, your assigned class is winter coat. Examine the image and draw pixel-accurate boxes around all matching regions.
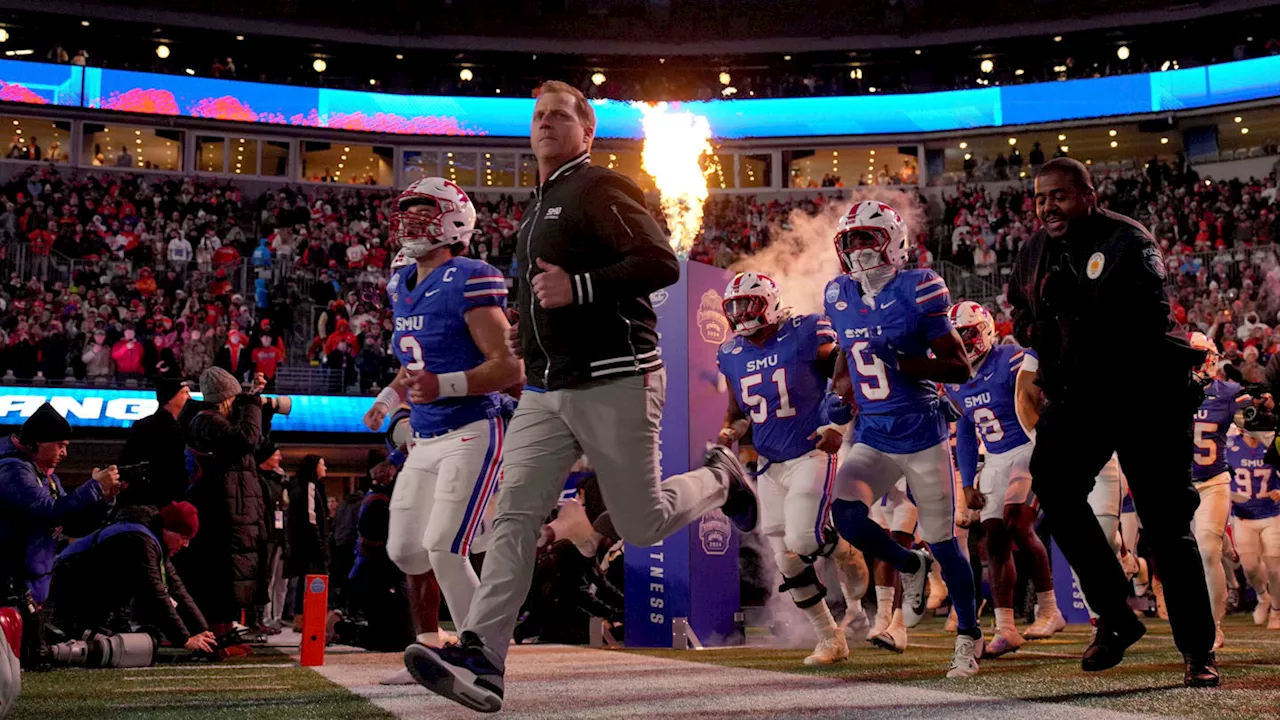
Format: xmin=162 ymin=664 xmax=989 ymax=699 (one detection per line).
xmin=111 ymin=339 xmax=145 ymax=375
xmin=284 ymin=475 xmax=328 ymax=577
xmin=181 ymin=335 xmax=214 ymax=379
xmin=175 ymin=398 xmax=265 ymax=623
xmin=81 ymin=341 xmax=113 ymax=377
xmin=48 ymin=505 xmax=207 ymax=646
xmin=0 ymin=436 xmax=105 ymax=604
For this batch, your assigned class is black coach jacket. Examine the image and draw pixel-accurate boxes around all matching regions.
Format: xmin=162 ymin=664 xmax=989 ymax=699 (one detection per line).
xmin=1007 ymin=208 xmax=1204 ymax=403
xmin=517 ymin=152 xmax=680 ymax=390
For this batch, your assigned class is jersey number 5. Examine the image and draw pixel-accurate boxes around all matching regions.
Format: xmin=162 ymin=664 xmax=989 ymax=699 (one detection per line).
xmin=740 ymin=369 xmax=798 ymax=423
xmin=399 ymin=335 xmax=426 ymax=371
xmin=1193 ymin=422 xmax=1217 ymax=466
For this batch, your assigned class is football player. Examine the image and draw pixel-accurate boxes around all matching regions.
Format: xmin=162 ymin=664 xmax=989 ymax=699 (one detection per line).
xmin=945 ymin=301 xmax=1062 ymax=656
xmin=1187 ymin=332 xmax=1253 ymax=649
xmin=362 ymin=177 xmax=524 ymax=674
xmin=1227 ymin=410 xmax=1280 ymax=630
xmin=715 ymin=271 xmax=852 ymax=665
xmin=823 ymin=199 xmax=984 ymax=678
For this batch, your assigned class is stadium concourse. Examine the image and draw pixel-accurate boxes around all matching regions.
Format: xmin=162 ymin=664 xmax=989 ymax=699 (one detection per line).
xmin=12 ymin=615 xmax=1280 ymax=719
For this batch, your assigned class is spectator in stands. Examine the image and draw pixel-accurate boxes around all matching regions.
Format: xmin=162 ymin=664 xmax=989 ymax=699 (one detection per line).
xmin=177 ymin=367 xmax=266 ymax=656
xmin=111 ymin=324 xmax=146 ymax=381
xmin=39 ymin=321 xmax=69 ymax=381
xmin=82 ymin=328 xmax=113 ymax=379
xmin=1241 ymin=345 xmax=1266 ymax=384
xmin=27 ymin=221 xmax=53 ymax=281
xmin=46 ymin=44 xmax=68 ymax=64
xmin=70 ymin=50 xmax=87 ymax=66
xmin=115 ymin=147 xmax=134 ymax=168
xmin=182 ymin=326 xmax=215 ymax=379
xmin=8 ymin=324 xmax=39 ymax=380
xmin=1029 ymin=142 xmax=1045 ymax=167
xmin=250 ymin=334 xmax=286 ymax=389
xmin=285 ymin=455 xmax=329 ymax=630
xmin=167 ymin=231 xmax=192 ymax=276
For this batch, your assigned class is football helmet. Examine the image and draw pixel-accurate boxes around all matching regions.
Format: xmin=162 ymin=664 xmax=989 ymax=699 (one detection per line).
xmin=722 ymin=271 xmax=786 ymax=337
xmin=390 ymin=177 xmax=476 ymax=258
xmin=1189 ymin=331 xmax=1220 ymax=381
xmin=948 ymin=301 xmax=997 ymax=362
xmin=834 ymin=200 xmax=910 ymax=284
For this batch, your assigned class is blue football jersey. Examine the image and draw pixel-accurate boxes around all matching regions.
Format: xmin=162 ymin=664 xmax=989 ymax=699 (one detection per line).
xmin=1192 ymin=379 xmax=1249 ymax=482
xmin=945 ymin=344 xmax=1035 ymax=488
xmin=824 ymin=268 xmax=955 ymax=454
xmin=1227 ymin=436 xmax=1280 ymax=520
xmin=718 ymin=313 xmax=838 ymax=464
xmin=388 ymin=256 xmax=508 ymax=436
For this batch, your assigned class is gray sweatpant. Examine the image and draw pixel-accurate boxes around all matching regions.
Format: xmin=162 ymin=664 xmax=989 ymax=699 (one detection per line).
xmin=465 ymin=368 xmax=728 ymax=667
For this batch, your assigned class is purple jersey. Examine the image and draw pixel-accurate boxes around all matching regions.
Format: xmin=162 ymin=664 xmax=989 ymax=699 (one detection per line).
xmin=1227 ymin=435 xmax=1280 ymax=520
xmin=388 ymin=256 xmax=508 ymax=436
xmin=945 ymin=343 xmax=1035 ymax=488
xmin=1192 ymin=379 xmax=1248 ymax=482
xmin=824 ymin=268 xmax=954 ymax=454
xmin=718 ymin=314 xmax=838 ymax=464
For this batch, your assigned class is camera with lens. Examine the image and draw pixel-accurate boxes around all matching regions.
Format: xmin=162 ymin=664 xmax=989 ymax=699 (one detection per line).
xmin=263 ymin=396 xmax=292 ymax=415
xmin=46 ymin=631 xmax=156 ymax=669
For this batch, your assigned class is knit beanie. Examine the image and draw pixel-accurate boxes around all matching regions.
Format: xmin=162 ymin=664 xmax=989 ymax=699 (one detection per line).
xmin=19 ymin=403 xmax=71 ymax=446
xmin=199 ymin=367 xmax=241 ymax=405
xmin=159 ymin=501 xmax=199 ymax=538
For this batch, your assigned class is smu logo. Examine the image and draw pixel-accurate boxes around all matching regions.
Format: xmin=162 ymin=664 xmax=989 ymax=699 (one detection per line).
xmin=698 ymin=510 xmax=731 ymax=556
xmin=394 ymin=315 xmax=424 ymax=332
xmin=745 ymin=355 xmax=778 ymax=373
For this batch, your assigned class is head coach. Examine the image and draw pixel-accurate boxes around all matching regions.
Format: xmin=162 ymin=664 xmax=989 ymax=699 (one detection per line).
xmin=1007 ymin=157 xmax=1218 ymax=687
xmin=403 ymin=80 xmax=757 ymax=712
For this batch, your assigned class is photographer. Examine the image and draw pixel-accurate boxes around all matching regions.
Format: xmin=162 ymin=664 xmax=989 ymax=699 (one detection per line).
xmin=118 ymin=379 xmax=193 ymax=508
xmin=175 ymin=367 xmax=266 ymax=655
xmin=0 ymin=404 xmax=119 ymax=665
xmin=46 ymin=501 xmax=216 ymax=657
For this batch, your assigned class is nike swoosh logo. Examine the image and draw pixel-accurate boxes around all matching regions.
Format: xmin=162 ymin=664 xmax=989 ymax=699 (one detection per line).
xmin=425 ymin=290 xmax=441 ymax=297
xmin=982 ymin=374 xmax=994 ymax=381
xmin=460 ymin=436 xmax=478 ymax=442
xmin=879 ymin=299 xmax=897 ymax=308
xmin=777 ymin=334 xmax=790 ymax=341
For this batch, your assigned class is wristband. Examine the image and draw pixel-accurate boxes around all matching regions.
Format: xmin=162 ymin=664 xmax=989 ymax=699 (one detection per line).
xmin=374 ymin=386 xmax=402 ymax=410
xmin=438 ymin=371 xmax=469 ymax=398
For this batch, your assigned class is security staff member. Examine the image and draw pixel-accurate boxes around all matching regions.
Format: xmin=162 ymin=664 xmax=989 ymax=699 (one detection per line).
xmin=1008 ymin=158 xmax=1218 ymax=687
xmin=402 ymin=79 xmax=757 ymax=713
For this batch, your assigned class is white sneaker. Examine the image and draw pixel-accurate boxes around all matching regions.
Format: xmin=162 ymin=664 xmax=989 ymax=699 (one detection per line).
xmin=870 ymin=612 xmax=907 ymax=653
xmin=1268 ymin=608 xmax=1280 ymax=630
xmin=946 ymin=634 xmax=983 ymax=678
xmin=1255 ymin=593 xmax=1272 ymax=626
xmin=1213 ymin=624 xmax=1225 ymax=651
xmin=804 ymin=627 xmax=850 ymax=665
xmin=1023 ymin=608 xmax=1066 ymax=640
xmin=901 ymin=550 xmax=933 ymax=618
xmin=982 ymin=626 xmax=1024 ymax=658
xmin=380 ymin=668 xmax=418 ymax=685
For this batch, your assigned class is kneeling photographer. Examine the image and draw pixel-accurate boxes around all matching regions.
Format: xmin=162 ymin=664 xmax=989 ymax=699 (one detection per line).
xmin=43 ymin=501 xmax=216 ymax=668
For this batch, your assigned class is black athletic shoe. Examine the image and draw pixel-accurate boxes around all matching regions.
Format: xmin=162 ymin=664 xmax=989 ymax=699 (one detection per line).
xmin=706 ymin=445 xmax=758 ymax=533
xmin=1184 ymin=652 xmax=1221 ymax=687
xmin=1081 ymin=618 xmax=1147 ymax=672
xmin=404 ymin=631 xmax=504 ymax=713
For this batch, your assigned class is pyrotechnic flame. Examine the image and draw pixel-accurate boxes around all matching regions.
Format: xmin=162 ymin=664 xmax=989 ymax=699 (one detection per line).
xmin=637 ymin=102 xmax=713 ymax=257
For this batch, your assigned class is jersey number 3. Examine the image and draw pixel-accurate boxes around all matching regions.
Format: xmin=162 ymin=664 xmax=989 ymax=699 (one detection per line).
xmin=399 ymin=335 xmax=426 ymax=371
xmin=740 ymin=369 xmax=797 ymax=423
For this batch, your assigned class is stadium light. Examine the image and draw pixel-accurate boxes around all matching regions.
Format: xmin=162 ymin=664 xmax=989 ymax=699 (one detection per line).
xmin=1015 ymin=68 xmax=1024 ymax=76
xmin=1053 ymin=35 xmax=1062 ymax=42
xmin=235 ymin=35 xmax=244 ymax=41
xmin=312 ymin=58 xmax=327 ymax=73
xmin=459 ymin=68 xmax=474 ymax=82
xmin=1060 ymin=145 xmax=1069 ymax=153
xmin=1234 ymin=116 xmax=1243 ymax=123
xmin=1058 ymin=134 xmax=1066 ymax=141
xmin=1108 ymin=129 xmax=1117 ymax=137
xmin=1242 ymin=127 xmax=1250 ymax=134
xmin=868 ymin=87 xmax=877 ymax=93
xmin=1161 ymin=137 xmax=1170 ymax=144
xmin=81 ymin=20 xmax=90 ymax=26
xmin=1161 ymin=60 xmax=1171 ymax=71
xmin=1110 ymin=140 xmax=1118 ymax=148
xmin=719 ymin=72 xmax=731 ymax=85
xmin=914 ymin=49 xmax=921 ymax=55
xmin=591 ymin=72 xmax=606 ymax=86
xmin=964 ymin=153 xmax=972 ymax=161
xmin=1116 ymin=45 xmax=1130 ymax=61
xmin=1008 ymin=137 xmax=1017 ymax=146
xmin=184 ymin=68 xmax=195 ymax=75
xmin=0 ymin=29 xmax=10 ymax=43
xmin=395 ymin=54 xmax=404 ymax=60
xmin=959 ymin=142 xmax=968 ymax=149
xmin=980 ymin=59 xmax=994 ymax=74
xmin=156 ymin=44 xmax=170 ymax=59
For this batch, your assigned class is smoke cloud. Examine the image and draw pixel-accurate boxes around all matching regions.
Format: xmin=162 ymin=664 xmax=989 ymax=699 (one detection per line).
xmin=729 ymin=188 xmax=929 ymax=315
